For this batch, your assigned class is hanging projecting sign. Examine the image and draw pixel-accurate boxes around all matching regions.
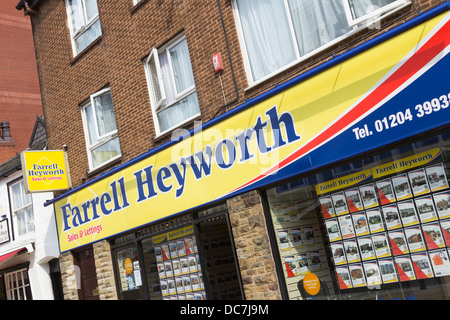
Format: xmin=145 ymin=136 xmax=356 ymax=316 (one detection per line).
xmin=49 ymin=10 xmax=450 ymax=252
xmin=21 ymin=150 xmax=72 ymax=193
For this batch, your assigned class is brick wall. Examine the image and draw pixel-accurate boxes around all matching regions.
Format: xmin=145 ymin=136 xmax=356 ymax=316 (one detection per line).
xmin=30 ymin=0 xmax=250 ymax=188
xmin=29 ymin=0 xmax=442 ymax=189
xmin=28 ymin=0 xmax=444 ymax=300
xmin=0 ymin=0 xmax=43 ymax=162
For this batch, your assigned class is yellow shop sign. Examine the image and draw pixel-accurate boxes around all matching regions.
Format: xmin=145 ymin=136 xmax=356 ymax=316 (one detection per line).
xmin=48 ymin=11 xmax=450 ymax=252
xmin=21 ymin=150 xmax=72 ymax=193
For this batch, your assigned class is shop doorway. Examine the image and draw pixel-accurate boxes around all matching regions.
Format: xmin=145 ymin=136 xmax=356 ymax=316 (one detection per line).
xmin=73 ymin=246 xmax=99 ymax=300
xmin=111 ymin=203 xmax=244 ymax=300
xmin=197 ymin=215 xmax=243 ymax=300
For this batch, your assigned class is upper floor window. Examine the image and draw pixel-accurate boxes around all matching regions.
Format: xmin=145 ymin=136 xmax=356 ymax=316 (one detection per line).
xmin=81 ymin=88 xmax=121 ymax=170
xmin=9 ymin=180 xmax=34 ymax=236
xmin=233 ymin=0 xmax=409 ymax=85
xmin=144 ymin=35 xmax=200 ymax=136
xmin=65 ymin=0 xmax=102 ymax=56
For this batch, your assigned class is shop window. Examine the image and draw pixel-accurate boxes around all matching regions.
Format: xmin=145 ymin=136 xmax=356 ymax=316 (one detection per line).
xmin=144 ymin=35 xmax=200 ymax=136
xmin=266 ymin=132 xmax=450 ymax=300
xmin=4 ymin=268 xmax=32 ymax=300
xmin=81 ymin=88 xmax=121 ymax=171
xmin=9 ymin=179 xmax=34 ymax=236
xmin=145 ymin=226 xmax=205 ymax=300
xmin=115 ymin=246 xmax=143 ymax=300
xmin=233 ymin=0 xmax=409 ymax=85
xmin=112 ymin=204 xmax=242 ymax=300
xmin=65 ymin=0 xmax=102 ymax=56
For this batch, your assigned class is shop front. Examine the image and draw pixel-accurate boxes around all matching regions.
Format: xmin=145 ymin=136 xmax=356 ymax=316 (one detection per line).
xmin=111 ymin=204 xmax=243 ymax=300
xmin=46 ymin=4 xmax=450 ymax=300
xmin=265 ymin=134 xmax=450 ymax=300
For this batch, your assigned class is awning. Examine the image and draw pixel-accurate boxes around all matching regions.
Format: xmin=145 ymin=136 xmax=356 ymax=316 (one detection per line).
xmin=0 ymin=248 xmax=27 ymax=264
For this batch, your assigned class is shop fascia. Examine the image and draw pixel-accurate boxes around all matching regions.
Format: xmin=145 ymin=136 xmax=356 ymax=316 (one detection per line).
xmin=60 ymin=105 xmax=301 ymax=233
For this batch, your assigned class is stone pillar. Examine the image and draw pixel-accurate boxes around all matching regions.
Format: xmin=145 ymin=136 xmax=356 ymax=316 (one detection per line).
xmin=93 ymin=240 xmax=118 ymax=300
xmin=227 ymin=190 xmax=282 ymax=300
xmin=59 ymin=251 xmax=79 ymax=300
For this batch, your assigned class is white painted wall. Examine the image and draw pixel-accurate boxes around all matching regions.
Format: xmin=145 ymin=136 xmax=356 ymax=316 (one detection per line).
xmin=0 ymin=170 xmax=60 ymax=300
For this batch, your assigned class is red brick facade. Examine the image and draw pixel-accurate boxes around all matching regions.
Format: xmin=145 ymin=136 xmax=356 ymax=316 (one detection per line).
xmin=27 ymin=0 xmax=442 ymax=190
xmin=0 ymin=0 xmax=42 ymax=162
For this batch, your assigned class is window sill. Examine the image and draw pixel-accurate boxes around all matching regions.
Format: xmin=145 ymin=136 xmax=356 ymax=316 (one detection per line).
xmin=130 ymin=0 xmax=150 ymax=15
xmin=70 ymin=36 xmax=102 ymax=66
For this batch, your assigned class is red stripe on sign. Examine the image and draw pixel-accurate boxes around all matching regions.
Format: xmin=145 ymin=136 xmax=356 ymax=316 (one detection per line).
xmin=228 ymin=17 xmax=450 ymax=195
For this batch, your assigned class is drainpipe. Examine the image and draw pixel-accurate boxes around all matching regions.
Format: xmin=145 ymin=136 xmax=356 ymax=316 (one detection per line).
xmin=212 ymin=0 xmax=240 ymax=120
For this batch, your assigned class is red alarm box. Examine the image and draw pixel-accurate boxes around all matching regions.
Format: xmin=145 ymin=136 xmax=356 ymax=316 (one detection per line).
xmin=212 ymin=52 xmax=223 ymax=73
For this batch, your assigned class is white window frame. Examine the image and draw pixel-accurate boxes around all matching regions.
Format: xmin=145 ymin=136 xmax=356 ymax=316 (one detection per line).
xmin=5 ymin=268 xmax=31 ymax=300
xmin=146 ymin=48 xmax=166 ymax=109
xmin=232 ymin=0 xmax=410 ymax=87
xmin=65 ymin=0 xmax=101 ymax=56
xmin=144 ymin=35 xmax=200 ymax=136
xmin=342 ymin=0 xmax=410 ymax=27
xmin=80 ymin=88 xmax=121 ymax=171
xmin=9 ymin=179 xmax=34 ymax=237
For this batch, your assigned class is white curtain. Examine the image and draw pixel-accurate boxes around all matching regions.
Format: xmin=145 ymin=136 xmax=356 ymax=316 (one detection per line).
xmin=157 ymin=39 xmax=200 ymax=133
xmin=75 ymin=19 xmax=101 ymax=53
xmin=157 ymin=92 xmax=200 ymax=133
xmin=288 ymin=0 xmax=351 ymax=56
xmin=93 ymin=91 xmax=117 ymax=136
xmin=91 ymin=137 xmax=121 ymax=167
xmin=67 ymin=0 xmax=82 ymax=34
xmin=349 ymin=0 xmax=398 ymax=19
xmin=236 ymin=0 xmax=297 ymax=81
xmin=84 ymin=104 xmax=97 ymax=145
xmin=169 ymin=39 xmax=195 ymax=95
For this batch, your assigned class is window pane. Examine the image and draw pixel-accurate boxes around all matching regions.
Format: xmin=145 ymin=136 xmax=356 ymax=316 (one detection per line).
xmin=84 ymin=104 xmax=98 ymax=145
xmin=116 ymin=247 xmax=140 ymax=292
xmin=17 ymin=209 xmax=26 ymax=235
xmin=288 ymin=0 xmax=351 ymax=56
xmin=157 ymin=92 xmax=200 ymax=133
xmin=236 ymin=0 xmax=297 ymax=81
xmin=93 ymin=91 xmax=117 ymax=136
xmin=348 ymin=0 xmax=398 ymax=19
xmin=148 ymin=54 xmax=163 ymax=104
xmin=84 ymin=0 xmax=99 ymax=21
xmin=91 ymin=136 xmax=121 ymax=168
xmin=67 ymin=0 xmax=82 ymax=34
xmin=169 ymin=39 xmax=195 ymax=94
xmin=159 ymin=52 xmax=176 ymax=105
xmin=25 ymin=206 xmax=35 ymax=234
xmin=10 ymin=182 xmax=23 ymax=210
xmin=22 ymin=186 xmax=32 ymax=207
xmin=74 ymin=18 xmax=101 ymax=53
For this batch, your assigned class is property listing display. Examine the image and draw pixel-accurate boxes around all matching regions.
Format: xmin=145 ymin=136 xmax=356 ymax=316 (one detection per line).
xmin=266 ymin=181 xmax=337 ymax=300
xmin=318 ymin=148 xmax=450 ymax=290
xmin=152 ymin=227 xmax=206 ymax=300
